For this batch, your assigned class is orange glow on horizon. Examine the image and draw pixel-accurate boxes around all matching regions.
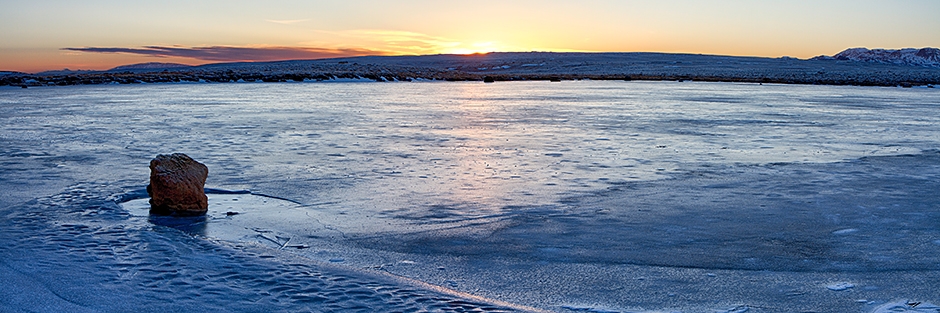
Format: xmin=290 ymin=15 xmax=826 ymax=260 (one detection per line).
xmin=440 ymin=42 xmax=503 ymax=55
xmin=444 ymin=49 xmax=491 ymax=55
xmin=3 ymin=1 xmax=939 ymax=73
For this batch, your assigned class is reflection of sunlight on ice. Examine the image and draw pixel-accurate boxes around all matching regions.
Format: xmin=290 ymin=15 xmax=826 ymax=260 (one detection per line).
xmin=441 ymin=84 xmax=523 ymax=210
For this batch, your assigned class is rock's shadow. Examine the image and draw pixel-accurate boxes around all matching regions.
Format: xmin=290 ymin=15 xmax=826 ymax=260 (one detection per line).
xmin=147 ymin=214 xmax=208 ymax=237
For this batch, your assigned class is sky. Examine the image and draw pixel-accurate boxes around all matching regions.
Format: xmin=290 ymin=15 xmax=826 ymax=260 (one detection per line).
xmin=1 ymin=0 xmax=938 ymax=73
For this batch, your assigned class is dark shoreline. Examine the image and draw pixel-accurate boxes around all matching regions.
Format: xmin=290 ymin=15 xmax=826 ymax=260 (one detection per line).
xmin=3 ymin=52 xmax=939 ymax=88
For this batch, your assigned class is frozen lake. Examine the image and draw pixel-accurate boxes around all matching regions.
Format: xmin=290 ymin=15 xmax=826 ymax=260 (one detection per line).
xmin=1 ymin=81 xmax=939 ymax=312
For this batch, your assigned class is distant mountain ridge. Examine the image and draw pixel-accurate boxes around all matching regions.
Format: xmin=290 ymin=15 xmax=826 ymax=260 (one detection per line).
xmin=5 ymin=51 xmax=939 ymax=87
xmin=109 ymin=62 xmax=192 ymax=71
xmin=35 ymin=69 xmax=99 ymax=76
xmin=812 ymin=47 xmax=940 ymax=67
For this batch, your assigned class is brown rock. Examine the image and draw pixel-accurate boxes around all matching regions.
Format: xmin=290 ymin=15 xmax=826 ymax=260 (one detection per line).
xmin=147 ymin=153 xmax=208 ymax=216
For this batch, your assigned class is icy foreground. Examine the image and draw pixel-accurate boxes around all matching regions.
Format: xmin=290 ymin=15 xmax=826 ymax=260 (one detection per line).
xmin=1 ymin=81 xmax=939 ymax=312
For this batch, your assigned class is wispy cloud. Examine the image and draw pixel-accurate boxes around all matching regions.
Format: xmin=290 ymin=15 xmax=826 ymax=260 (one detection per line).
xmin=62 ymin=45 xmax=387 ymax=62
xmin=334 ymin=30 xmax=524 ymax=55
xmin=333 ymin=30 xmax=463 ymax=55
xmin=265 ymin=19 xmax=309 ymax=25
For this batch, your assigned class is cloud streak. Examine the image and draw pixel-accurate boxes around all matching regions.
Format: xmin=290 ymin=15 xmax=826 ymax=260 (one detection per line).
xmin=339 ymin=30 xmax=462 ymax=55
xmin=265 ymin=19 xmax=309 ymax=25
xmin=62 ymin=45 xmax=387 ymax=62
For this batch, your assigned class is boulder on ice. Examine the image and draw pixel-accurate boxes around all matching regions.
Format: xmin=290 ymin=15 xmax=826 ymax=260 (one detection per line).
xmin=147 ymin=153 xmax=208 ymax=216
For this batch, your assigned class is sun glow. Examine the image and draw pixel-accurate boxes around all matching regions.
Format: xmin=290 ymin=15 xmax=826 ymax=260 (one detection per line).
xmin=442 ymin=42 xmax=501 ymax=55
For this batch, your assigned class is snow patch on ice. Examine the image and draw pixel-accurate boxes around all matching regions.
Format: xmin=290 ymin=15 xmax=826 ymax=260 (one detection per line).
xmin=326 ymin=77 xmax=374 ymax=83
xmin=721 ymin=306 xmax=750 ymax=313
xmin=560 ymin=305 xmax=622 ymax=313
xmin=826 ymin=282 xmax=855 ymax=291
xmin=832 ymin=228 xmax=858 ymax=235
xmin=869 ymin=300 xmax=940 ymax=313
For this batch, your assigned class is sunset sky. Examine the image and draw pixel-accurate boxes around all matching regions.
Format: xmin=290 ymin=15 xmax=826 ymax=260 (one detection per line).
xmin=2 ymin=0 xmax=938 ymax=73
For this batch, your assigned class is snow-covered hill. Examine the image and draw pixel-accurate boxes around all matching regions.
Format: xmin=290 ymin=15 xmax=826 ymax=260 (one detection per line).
xmin=6 ymin=51 xmax=940 ymax=87
xmin=813 ymin=47 xmax=940 ymax=67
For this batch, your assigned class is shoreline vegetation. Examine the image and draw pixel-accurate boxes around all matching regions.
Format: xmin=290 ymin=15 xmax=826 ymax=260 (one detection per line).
xmin=3 ymin=52 xmax=939 ymax=88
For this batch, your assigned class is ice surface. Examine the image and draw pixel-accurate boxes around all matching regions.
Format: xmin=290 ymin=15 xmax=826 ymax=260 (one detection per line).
xmin=1 ymin=81 xmax=939 ymax=312
xmin=0 ymin=187 xmax=533 ymax=312
xmin=868 ymin=300 xmax=940 ymax=313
